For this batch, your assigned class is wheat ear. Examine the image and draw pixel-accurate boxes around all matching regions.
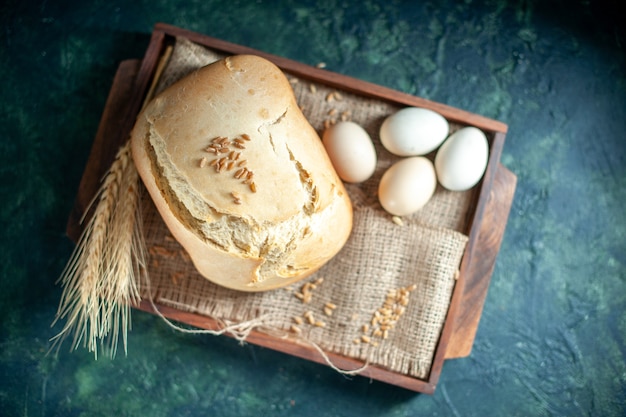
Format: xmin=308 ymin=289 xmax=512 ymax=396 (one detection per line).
xmin=51 ymin=141 xmax=145 ymax=358
xmin=52 ymin=45 xmax=172 ymax=358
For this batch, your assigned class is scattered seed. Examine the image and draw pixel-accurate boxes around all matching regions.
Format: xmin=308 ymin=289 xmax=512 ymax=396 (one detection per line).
xmin=234 ymin=168 xmax=246 ymax=179
xmin=325 ymin=92 xmax=334 ymax=102
xmin=241 ymin=134 xmax=251 ymax=141
xmin=305 ymin=312 xmax=315 ymax=325
xmin=327 ymin=108 xmax=338 ymax=116
xmin=316 ymin=62 xmax=326 ymax=69
xmin=249 ymin=182 xmax=257 ymax=193
xmin=293 ymin=316 xmax=304 ymax=325
xmin=324 ymin=119 xmax=335 ymax=129
xmin=361 ymin=335 xmax=371 ymax=344
xmin=353 ymin=338 xmax=361 ymax=344
xmin=361 ymin=324 xmax=369 ymax=333
xmin=362 ymin=283 xmax=419 ymax=343
xmin=324 ymin=306 xmax=333 ymax=317
xmin=325 ymin=302 xmax=336 ymax=310
xmin=199 ymin=157 xmax=207 ymax=168
xmin=309 ymin=84 xmax=317 ymax=93
xmin=392 ymin=216 xmax=404 ymax=226
xmin=314 ymin=320 xmax=326 ymax=328
xmin=290 ymin=324 xmax=302 ymax=334
xmin=295 ymin=278 xmax=324 ymax=305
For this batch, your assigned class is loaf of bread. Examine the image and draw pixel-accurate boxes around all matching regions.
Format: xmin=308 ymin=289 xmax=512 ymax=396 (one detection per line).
xmin=131 ymin=55 xmax=353 ymax=291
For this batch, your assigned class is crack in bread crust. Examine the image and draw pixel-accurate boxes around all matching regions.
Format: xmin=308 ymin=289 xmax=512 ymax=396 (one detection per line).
xmin=146 ymin=123 xmax=317 ymax=283
xmin=145 ymin=127 xmax=228 ymax=252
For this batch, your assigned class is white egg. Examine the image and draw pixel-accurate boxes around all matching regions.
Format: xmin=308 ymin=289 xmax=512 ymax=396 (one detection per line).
xmin=435 ymin=126 xmax=489 ymax=191
xmin=379 ymin=107 xmax=449 ymax=156
xmin=378 ymin=156 xmax=437 ymax=216
xmin=322 ymin=121 xmax=377 ymax=183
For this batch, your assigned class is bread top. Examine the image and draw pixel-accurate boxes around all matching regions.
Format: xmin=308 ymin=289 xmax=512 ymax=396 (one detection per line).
xmin=145 ymin=55 xmax=337 ymax=221
xmin=131 ymin=55 xmax=352 ymax=291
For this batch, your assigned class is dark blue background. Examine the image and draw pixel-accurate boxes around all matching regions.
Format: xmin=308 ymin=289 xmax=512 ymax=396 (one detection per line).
xmin=1 ymin=0 xmax=624 ymax=415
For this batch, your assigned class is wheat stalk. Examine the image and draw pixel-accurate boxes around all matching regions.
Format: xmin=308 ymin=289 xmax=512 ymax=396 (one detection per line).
xmin=98 ymin=145 xmax=144 ymax=356
xmin=51 ymin=141 xmax=144 ymax=358
xmin=52 ymin=45 xmax=173 ymax=358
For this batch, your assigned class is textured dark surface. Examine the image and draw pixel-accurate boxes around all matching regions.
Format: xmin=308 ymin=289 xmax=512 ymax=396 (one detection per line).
xmin=1 ymin=0 xmax=625 ymax=416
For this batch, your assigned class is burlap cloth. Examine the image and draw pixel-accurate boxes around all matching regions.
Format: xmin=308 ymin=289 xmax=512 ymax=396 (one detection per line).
xmin=140 ymin=37 xmax=475 ymax=379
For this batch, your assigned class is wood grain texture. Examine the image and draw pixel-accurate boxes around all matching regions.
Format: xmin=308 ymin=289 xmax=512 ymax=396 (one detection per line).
xmin=445 ymin=165 xmax=517 ymax=358
xmin=65 ymin=24 xmax=516 ymax=394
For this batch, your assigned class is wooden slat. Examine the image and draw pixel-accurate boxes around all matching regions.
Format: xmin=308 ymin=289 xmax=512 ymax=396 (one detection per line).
xmin=445 ymin=165 xmax=517 ymax=358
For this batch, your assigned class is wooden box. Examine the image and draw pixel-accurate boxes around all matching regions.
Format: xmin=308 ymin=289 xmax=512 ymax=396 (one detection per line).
xmin=67 ymin=23 xmax=516 ymax=394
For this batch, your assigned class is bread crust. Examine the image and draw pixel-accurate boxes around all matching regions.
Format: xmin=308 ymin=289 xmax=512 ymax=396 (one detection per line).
xmin=131 ymin=55 xmax=352 ymax=291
